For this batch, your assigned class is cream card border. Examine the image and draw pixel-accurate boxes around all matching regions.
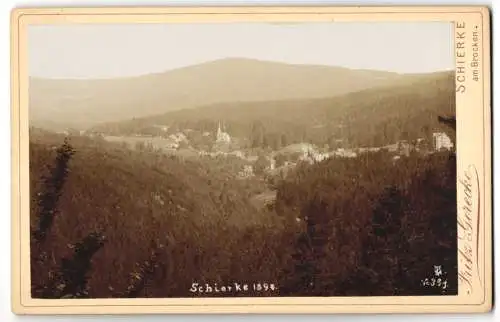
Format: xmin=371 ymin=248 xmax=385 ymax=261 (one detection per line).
xmin=10 ymin=6 xmax=492 ymax=314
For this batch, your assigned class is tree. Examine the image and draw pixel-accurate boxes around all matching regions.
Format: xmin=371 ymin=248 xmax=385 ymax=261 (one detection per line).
xmin=438 ymin=115 xmax=457 ymax=147
xmin=39 ymin=232 xmax=107 ymax=298
xmin=251 ymin=121 xmax=265 ymax=148
xmin=33 ymin=138 xmax=75 ymax=242
xmin=254 ymin=155 xmax=269 ymax=176
xmin=31 ymin=139 xmax=107 ymax=299
xmin=275 ymin=153 xmax=288 ymax=168
xmin=281 ymin=133 xmax=288 ymax=147
xmin=438 ymin=115 xmax=456 ymax=131
xmin=281 ymin=194 xmax=334 ymax=296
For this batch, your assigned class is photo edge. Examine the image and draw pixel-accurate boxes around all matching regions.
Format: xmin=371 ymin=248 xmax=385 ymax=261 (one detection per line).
xmin=15 ymin=6 xmax=491 ymax=313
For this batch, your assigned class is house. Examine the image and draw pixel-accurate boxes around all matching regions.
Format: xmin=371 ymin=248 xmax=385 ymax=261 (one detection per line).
xmin=230 ymin=150 xmax=245 ymax=159
xmin=433 ymin=132 xmax=454 ymax=151
xmin=56 ymin=130 xmax=70 ymax=136
xmin=299 ymin=149 xmax=331 ymax=164
xmin=280 ymin=143 xmax=316 ymax=154
xmin=169 ymin=133 xmax=188 ymax=143
xmin=397 ymin=140 xmax=411 ymax=157
xmin=238 ymin=164 xmax=254 ymax=178
xmin=164 ymin=141 xmax=179 ymax=150
xmin=268 ymin=157 xmax=276 ymax=170
xmin=333 ymin=148 xmax=357 ymax=158
xmin=392 ymin=155 xmax=401 ymax=164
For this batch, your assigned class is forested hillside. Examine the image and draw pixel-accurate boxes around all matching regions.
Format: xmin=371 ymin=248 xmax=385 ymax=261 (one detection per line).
xmin=30 ymin=131 xmax=457 ymax=298
xmin=94 ymin=71 xmax=455 ymax=148
xmin=30 ymin=133 xmax=286 ymax=297
xmin=276 ymin=150 xmax=457 ymax=295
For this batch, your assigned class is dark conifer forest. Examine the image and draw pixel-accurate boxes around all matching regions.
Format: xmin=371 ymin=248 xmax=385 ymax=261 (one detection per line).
xmin=29 ymin=65 xmax=457 ymax=298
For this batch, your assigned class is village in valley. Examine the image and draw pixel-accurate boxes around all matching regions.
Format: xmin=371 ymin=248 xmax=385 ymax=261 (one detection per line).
xmin=59 ymin=119 xmax=455 ymax=185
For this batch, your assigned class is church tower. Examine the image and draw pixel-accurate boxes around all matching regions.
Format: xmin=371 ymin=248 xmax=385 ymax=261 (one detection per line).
xmin=217 ymin=121 xmax=222 ymax=141
xmin=215 ymin=120 xmax=231 ymax=144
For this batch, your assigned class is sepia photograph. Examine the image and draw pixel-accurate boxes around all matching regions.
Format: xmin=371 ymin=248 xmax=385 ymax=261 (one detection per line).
xmin=10 ymin=7 xmax=492 ymax=314
xmin=26 ymin=20 xmax=459 ymax=300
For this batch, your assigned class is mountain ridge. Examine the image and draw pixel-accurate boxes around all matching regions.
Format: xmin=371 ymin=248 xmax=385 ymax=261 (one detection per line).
xmin=92 ymin=70 xmax=455 ymax=148
xmin=30 ymin=57 xmax=406 ymax=82
xmin=29 ymin=58 xmax=421 ymax=130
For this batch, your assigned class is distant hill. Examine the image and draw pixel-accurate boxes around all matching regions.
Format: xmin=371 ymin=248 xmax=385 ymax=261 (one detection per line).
xmin=94 ymin=70 xmax=455 ymax=148
xmin=29 ymin=58 xmax=405 ymax=130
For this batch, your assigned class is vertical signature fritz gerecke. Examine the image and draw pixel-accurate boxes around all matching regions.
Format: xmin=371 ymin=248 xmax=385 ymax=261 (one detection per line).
xmin=457 ymin=164 xmax=481 ymax=295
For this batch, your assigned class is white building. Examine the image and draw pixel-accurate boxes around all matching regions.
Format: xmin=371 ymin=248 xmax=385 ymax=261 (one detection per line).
xmin=238 ymin=164 xmax=254 ymax=178
xmin=333 ymin=148 xmax=357 ymax=158
xmin=267 ymin=156 xmax=276 ymax=170
xmin=433 ymin=132 xmax=454 ymax=151
xmin=230 ymin=150 xmax=245 ymax=159
xmin=392 ymin=155 xmax=401 ymax=164
xmin=300 ymin=150 xmax=331 ymax=164
xmin=169 ymin=132 xmax=188 ymax=143
xmin=164 ymin=141 xmax=179 ymax=150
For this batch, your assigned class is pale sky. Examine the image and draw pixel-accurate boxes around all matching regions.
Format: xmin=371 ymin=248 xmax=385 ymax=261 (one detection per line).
xmin=28 ymin=22 xmax=454 ymax=79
